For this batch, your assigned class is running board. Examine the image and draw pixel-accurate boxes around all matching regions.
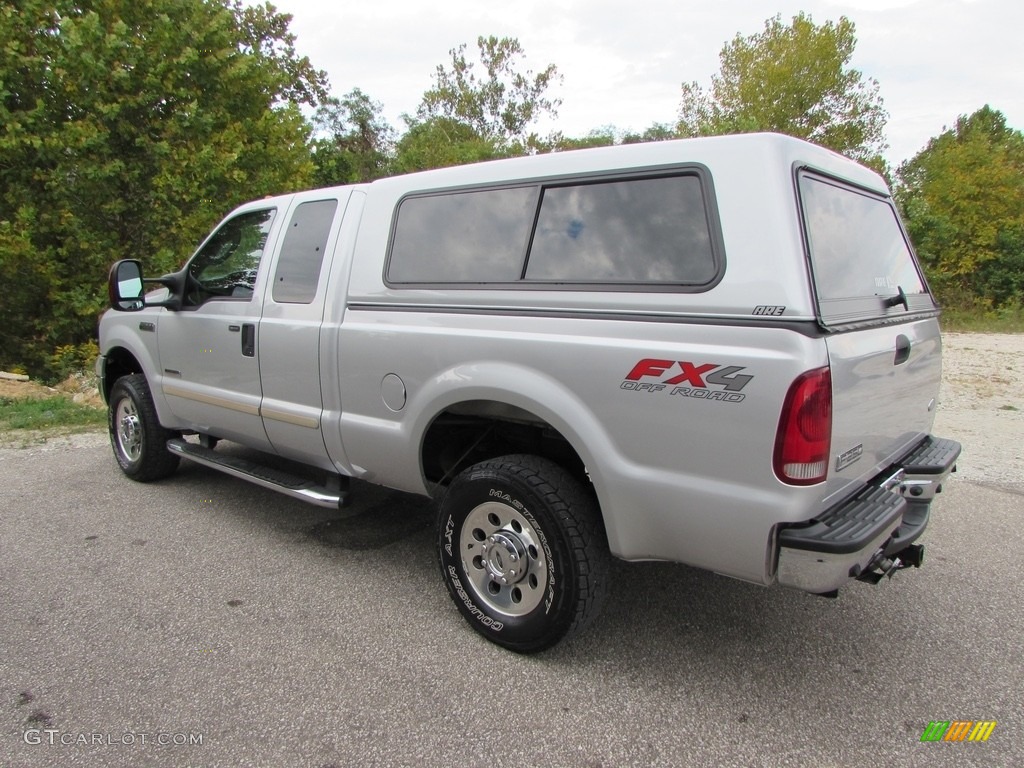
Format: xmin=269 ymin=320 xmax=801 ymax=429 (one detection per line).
xmin=167 ymin=438 xmax=350 ymax=509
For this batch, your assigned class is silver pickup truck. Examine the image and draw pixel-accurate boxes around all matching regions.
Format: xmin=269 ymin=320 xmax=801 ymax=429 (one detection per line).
xmin=98 ymin=133 xmax=960 ymax=652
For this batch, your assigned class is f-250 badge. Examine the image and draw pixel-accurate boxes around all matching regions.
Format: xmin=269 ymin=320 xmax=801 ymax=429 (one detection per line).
xmin=620 ymin=359 xmax=753 ymax=403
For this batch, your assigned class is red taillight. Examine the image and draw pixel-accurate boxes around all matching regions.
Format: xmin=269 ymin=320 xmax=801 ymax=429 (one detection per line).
xmin=774 ymin=367 xmax=832 ymax=485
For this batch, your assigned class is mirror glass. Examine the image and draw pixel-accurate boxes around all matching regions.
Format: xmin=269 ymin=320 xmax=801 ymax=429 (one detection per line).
xmin=116 ymin=262 xmax=143 ymax=299
xmin=111 ymin=260 xmax=145 ymax=311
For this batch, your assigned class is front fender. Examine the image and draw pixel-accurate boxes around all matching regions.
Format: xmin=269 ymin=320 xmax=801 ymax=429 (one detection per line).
xmin=98 ymin=311 xmax=176 ymax=427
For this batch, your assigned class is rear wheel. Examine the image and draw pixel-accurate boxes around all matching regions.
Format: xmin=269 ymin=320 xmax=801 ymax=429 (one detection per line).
xmin=108 ymin=374 xmax=179 ymax=481
xmin=438 ymin=454 xmax=610 ymax=653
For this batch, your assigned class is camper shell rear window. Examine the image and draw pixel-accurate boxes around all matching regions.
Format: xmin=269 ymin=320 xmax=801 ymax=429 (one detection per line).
xmin=798 ymin=170 xmax=935 ymax=326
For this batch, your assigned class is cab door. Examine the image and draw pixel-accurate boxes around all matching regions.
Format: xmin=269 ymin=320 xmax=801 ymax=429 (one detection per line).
xmin=257 ymin=193 xmax=350 ymax=469
xmin=157 ymin=206 xmax=281 ymax=449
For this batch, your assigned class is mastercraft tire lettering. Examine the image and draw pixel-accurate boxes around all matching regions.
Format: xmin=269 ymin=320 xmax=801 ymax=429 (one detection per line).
xmin=437 ymin=455 xmax=610 ymax=653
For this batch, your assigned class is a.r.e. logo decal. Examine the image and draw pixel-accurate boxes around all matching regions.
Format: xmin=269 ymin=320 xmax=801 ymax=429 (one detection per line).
xmin=620 ymin=359 xmax=753 ymax=403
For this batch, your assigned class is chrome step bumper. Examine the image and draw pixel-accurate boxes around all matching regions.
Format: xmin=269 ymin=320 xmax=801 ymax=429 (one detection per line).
xmin=776 ymin=434 xmax=960 ymax=594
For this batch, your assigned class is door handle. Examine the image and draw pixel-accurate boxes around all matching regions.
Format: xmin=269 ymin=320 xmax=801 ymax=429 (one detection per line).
xmin=241 ymin=323 xmax=255 ymax=357
xmin=894 ymin=334 xmax=911 ymax=366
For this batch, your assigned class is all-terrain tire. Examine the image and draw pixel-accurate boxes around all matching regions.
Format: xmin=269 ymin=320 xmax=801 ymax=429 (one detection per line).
xmin=437 ymin=454 xmax=610 ymax=653
xmin=108 ymin=374 xmax=180 ymax=482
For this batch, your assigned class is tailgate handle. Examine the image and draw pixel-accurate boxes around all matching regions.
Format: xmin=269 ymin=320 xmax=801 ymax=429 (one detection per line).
xmin=894 ymin=334 xmax=911 ymax=366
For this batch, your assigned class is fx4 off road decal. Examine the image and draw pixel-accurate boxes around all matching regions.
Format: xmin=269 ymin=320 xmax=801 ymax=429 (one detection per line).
xmin=620 ymin=358 xmax=753 ymax=404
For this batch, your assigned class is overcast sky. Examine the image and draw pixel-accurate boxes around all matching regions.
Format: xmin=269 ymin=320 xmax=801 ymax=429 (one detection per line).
xmin=262 ymin=0 xmax=1023 ymax=166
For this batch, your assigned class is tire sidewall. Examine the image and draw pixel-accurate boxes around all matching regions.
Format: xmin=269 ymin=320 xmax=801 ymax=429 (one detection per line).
xmin=438 ymin=461 xmax=579 ymax=651
xmin=107 ymin=374 xmax=178 ymax=481
xmin=109 ymin=378 xmax=146 ymax=477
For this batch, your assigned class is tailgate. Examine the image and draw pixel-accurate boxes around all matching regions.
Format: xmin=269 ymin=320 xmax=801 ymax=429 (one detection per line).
xmin=823 ymin=318 xmax=942 ymax=505
xmin=796 ymin=167 xmax=944 ymax=506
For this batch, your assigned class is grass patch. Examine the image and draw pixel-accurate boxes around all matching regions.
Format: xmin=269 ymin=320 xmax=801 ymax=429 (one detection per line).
xmin=940 ymin=307 xmax=1024 ymax=333
xmin=0 ymin=396 xmax=106 ymax=433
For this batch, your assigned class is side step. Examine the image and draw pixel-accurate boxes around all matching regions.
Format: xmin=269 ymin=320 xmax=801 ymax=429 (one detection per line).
xmin=167 ymin=438 xmax=350 ymax=509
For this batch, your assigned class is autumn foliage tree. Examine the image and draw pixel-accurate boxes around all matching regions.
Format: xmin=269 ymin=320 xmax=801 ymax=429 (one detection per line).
xmin=896 ymin=106 xmax=1024 ymax=311
xmin=0 ymin=0 xmax=327 ymax=377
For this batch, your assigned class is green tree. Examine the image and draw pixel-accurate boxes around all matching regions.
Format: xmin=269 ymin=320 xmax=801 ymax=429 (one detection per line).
xmin=621 ymin=123 xmax=677 ymax=145
xmin=896 ymin=106 xmax=1024 ymax=310
xmin=548 ymin=123 xmax=676 ymax=152
xmin=678 ymin=13 xmax=887 ymax=169
xmin=550 ymin=127 xmax=617 ymax=151
xmin=311 ymin=88 xmax=396 ymax=186
xmin=415 ymin=35 xmax=561 ymax=152
xmin=392 ymin=118 xmax=502 ymax=174
xmin=0 ymin=0 xmax=327 ymax=377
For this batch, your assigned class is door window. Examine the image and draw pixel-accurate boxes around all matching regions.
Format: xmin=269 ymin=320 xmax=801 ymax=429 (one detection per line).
xmin=272 ymin=200 xmax=338 ymax=303
xmin=186 ymin=209 xmax=276 ymax=305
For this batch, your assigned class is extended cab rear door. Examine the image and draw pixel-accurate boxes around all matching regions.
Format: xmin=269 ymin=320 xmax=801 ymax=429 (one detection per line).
xmin=797 ymin=170 xmax=942 ymax=506
xmin=256 ymin=192 xmax=352 ymax=468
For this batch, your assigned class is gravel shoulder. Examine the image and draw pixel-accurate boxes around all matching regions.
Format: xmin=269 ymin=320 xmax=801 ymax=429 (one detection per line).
xmin=933 ymin=332 xmax=1024 ymax=493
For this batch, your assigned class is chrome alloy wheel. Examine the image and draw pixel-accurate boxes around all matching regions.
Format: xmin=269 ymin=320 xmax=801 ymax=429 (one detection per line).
xmin=114 ymin=396 xmax=143 ymax=464
xmin=460 ymin=501 xmax=548 ymax=616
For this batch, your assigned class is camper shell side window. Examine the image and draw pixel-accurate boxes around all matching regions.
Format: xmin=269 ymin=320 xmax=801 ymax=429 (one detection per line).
xmin=385 ymin=168 xmax=724 ymax=291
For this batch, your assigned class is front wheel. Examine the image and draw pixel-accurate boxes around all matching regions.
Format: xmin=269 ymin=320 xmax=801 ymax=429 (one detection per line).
xmin=438 ymin=454 xmax=610 ymax=653
xmin=108 ymin=374 xmax=180 ymax=481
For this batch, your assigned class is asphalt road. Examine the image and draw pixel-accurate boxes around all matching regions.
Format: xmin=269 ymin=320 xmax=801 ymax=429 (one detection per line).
xmin=1 ymin=434 xmax=1021 ymax=768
